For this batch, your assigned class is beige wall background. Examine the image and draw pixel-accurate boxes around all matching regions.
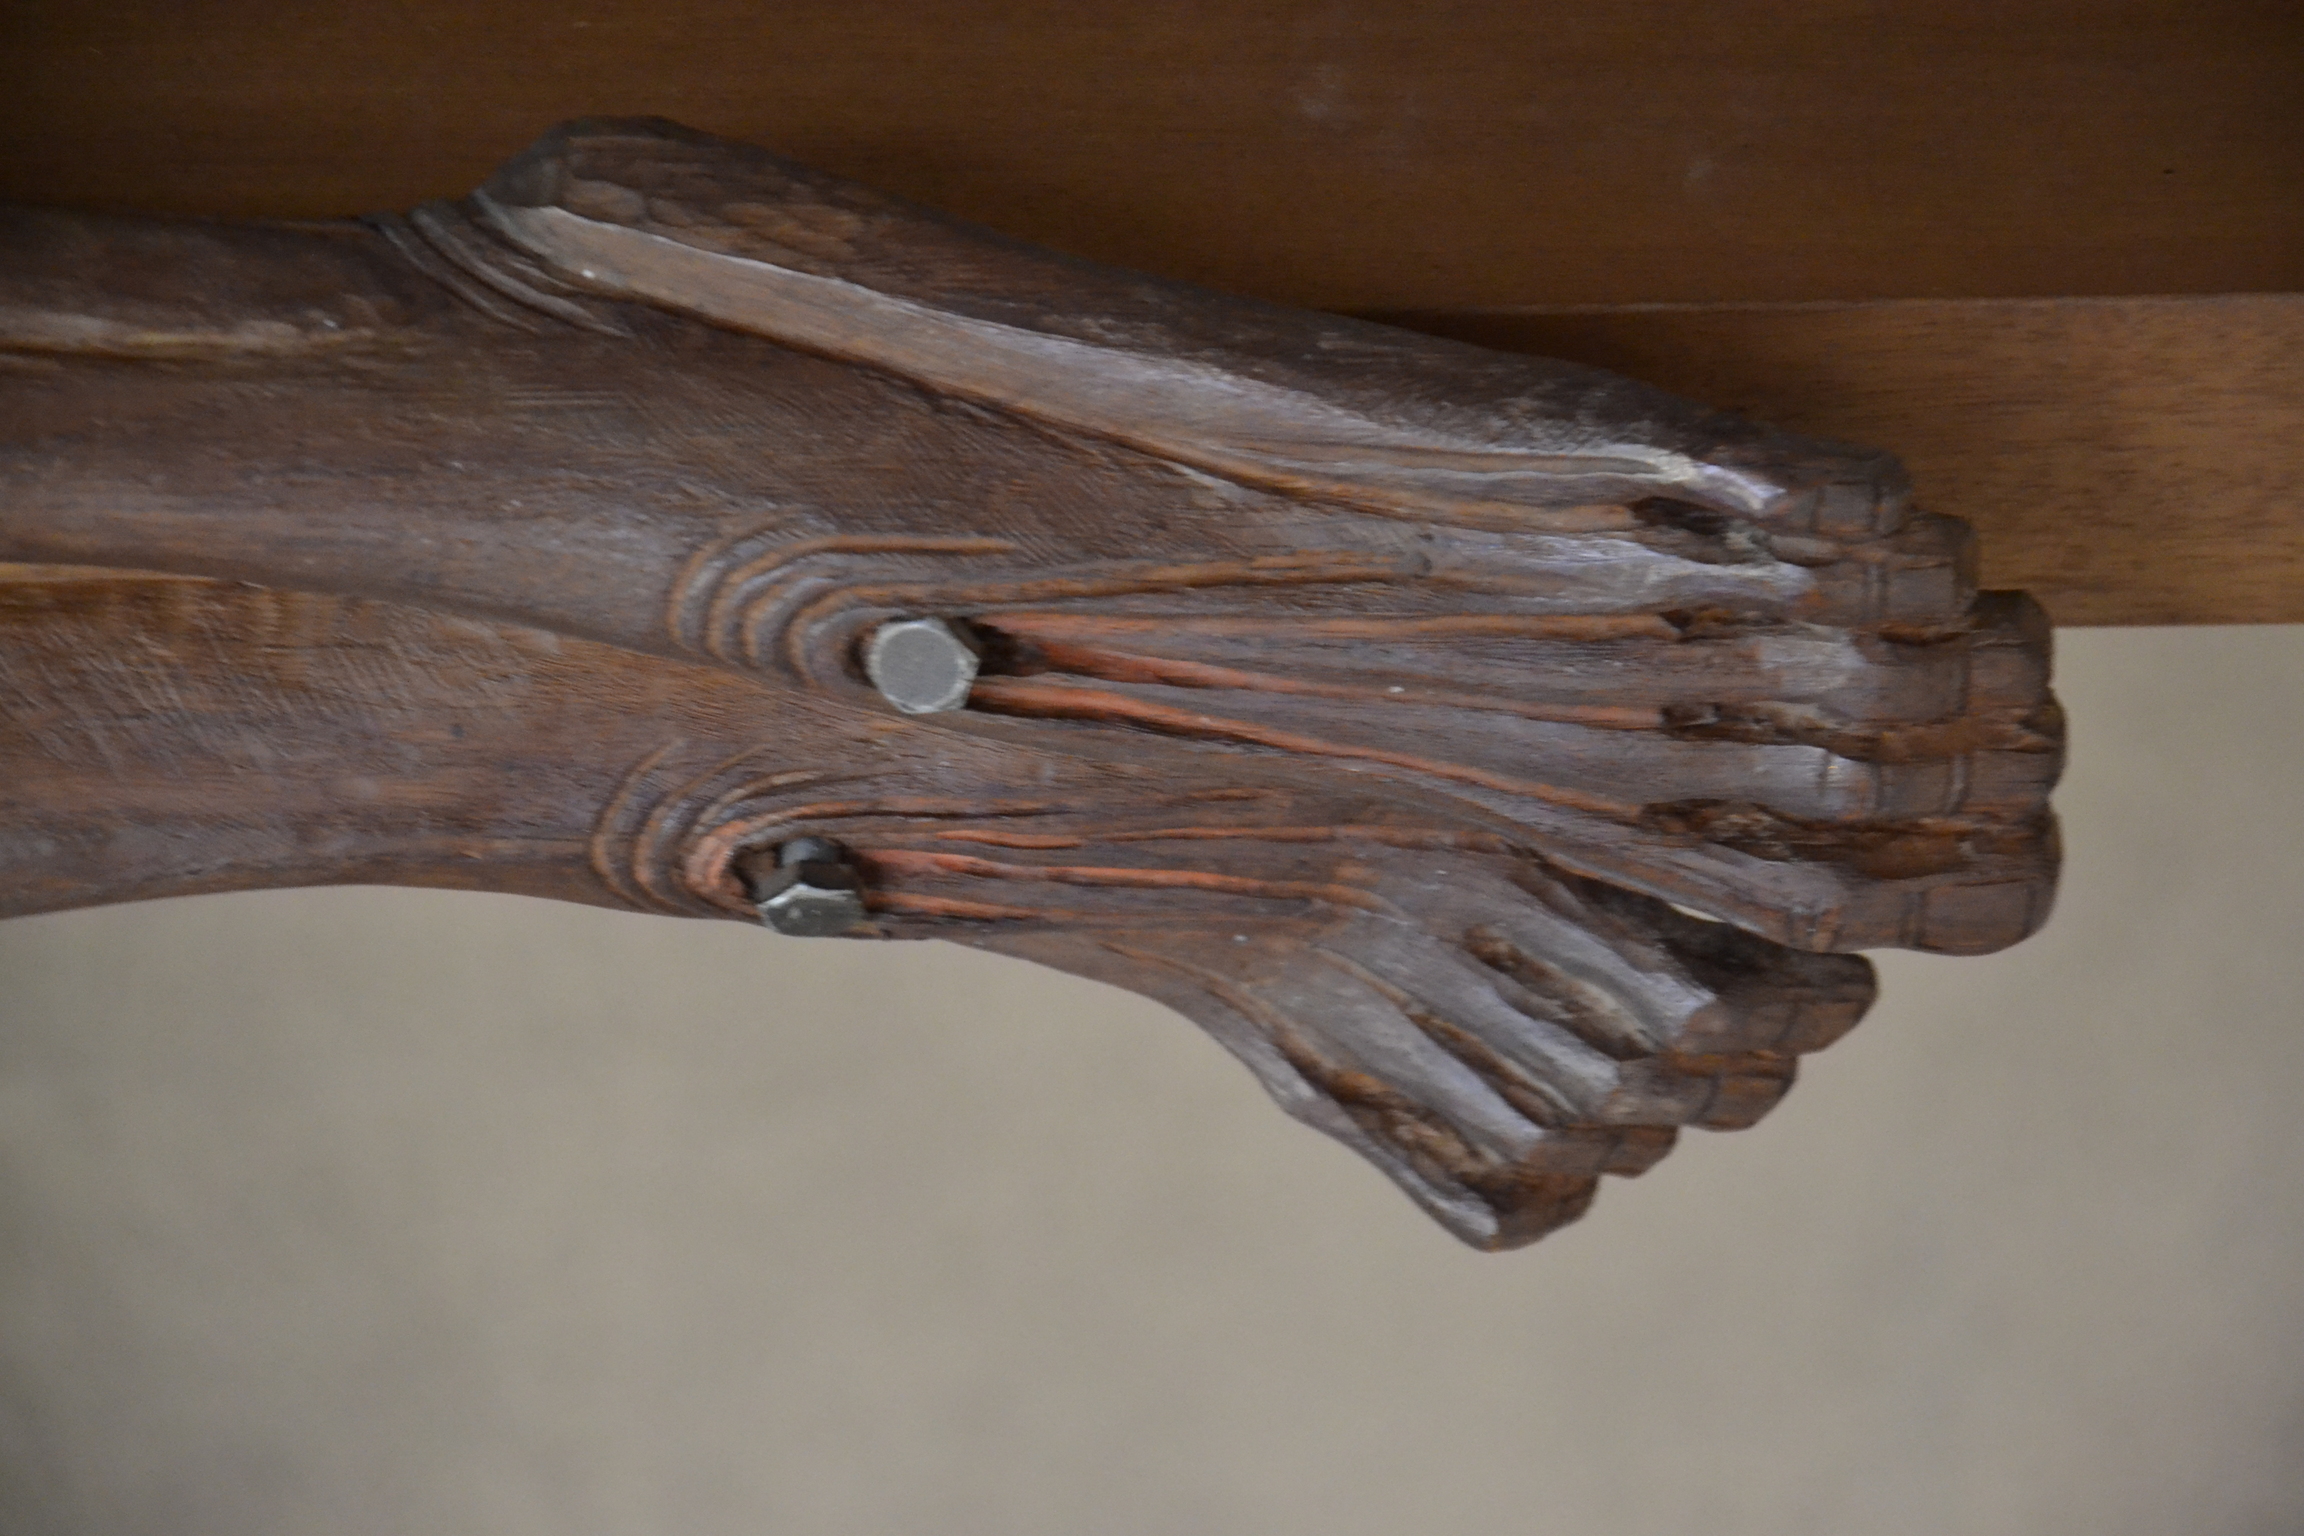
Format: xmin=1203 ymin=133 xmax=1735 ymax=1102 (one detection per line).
xmin=0 ymin=625 xmax=2298 ymax=1535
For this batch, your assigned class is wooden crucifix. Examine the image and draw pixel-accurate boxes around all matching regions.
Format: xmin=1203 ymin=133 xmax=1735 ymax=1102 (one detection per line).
xmin=0 ymin=119 xmax=2061 ymax=1247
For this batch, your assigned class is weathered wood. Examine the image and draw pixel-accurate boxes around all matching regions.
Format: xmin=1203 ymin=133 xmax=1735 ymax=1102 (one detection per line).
xmin=0 ymin=121 xmax=2063 ymax=1246
xmin=3 ymin=0 xmax=2297 ymax=309
xmin=0 ymin=568 xmax=1880 ymax=1247
xmin=0 ymin=121 xmax=2063 ymax=955
xmin=1404 ymin=298 xmax=2304 ymax=627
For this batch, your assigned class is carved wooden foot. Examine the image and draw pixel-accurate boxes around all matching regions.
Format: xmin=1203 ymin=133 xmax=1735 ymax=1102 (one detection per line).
xmin=0 ymin=120 xmax=2061 ymax=1246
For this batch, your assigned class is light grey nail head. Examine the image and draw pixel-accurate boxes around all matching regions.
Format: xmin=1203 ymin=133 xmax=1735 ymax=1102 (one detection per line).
xmin=751 ymin=839 xmax=868 ymax=937
xmin=865 ymin=617 xmax=980 ymax=715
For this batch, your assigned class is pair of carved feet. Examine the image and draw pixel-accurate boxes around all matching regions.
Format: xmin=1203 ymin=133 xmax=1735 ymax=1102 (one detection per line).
xmin=0 ymin=120 xmax=2061 ymax=1245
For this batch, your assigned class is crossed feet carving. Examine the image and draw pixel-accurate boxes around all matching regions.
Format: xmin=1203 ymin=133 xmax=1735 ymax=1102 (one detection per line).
xmin=0 ymin=120 xmax=2061 ymax=1246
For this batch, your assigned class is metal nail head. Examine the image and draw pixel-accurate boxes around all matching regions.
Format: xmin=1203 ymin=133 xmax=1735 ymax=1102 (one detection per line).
xmin=749 ymin=837 xmax=868 ymax=937
xmin=864 ymin=617 xmax=980 ymax=715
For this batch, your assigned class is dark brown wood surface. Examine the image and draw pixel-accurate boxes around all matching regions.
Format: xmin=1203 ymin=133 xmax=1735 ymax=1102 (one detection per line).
xmin=3 ymin=0 xmax=2297 ymax=310
xmin=0 ymin=121 xmax=2067 ymax=1245
xmin=1 ymin=121 xmax=2064 ymax=954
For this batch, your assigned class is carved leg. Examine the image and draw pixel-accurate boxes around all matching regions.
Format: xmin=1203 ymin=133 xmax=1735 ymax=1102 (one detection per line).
xmin=0 ymin=566 xmax=1873 ymax=1245
xmin=0 ymin=118 xmax=2060 ymax=1244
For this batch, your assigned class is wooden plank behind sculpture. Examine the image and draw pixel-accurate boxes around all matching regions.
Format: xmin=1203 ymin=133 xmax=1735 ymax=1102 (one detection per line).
xmin=1414 ymin=298 xmax=2304 ymax=626
xmin=3 ymin=0 xmax=2298 ymax=309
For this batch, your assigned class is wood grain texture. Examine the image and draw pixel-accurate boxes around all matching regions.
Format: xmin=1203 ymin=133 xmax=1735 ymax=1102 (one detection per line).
xmin=1 ymin=122 xmax=2064 ymax=958
xmin=0 ymin=569 xmax=1881 ymax=1248
xmin=2 ymin=0 xmax=2297 ymax=309
xmin=0 ymin=121 xmax=2068 ymax=1245
xmin=1398 ymin=297 xmax=2304 ymax=626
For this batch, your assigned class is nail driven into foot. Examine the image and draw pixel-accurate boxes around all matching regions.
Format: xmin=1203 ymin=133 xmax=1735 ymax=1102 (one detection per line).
xmin=746 ymin=837 xmax=869 ymax=936
xmin=864 ymin=617 xmax=981 ymax=715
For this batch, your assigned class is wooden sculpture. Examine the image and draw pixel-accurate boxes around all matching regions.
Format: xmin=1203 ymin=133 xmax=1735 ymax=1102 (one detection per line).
xmin=0 ymin=119 xmax=2062 ymax=1248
